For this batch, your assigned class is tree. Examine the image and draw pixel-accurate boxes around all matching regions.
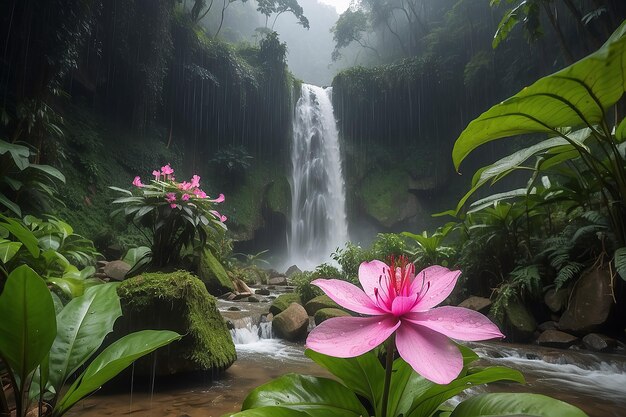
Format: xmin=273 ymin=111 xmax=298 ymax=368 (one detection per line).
xmin=256 ymin=0 xmax=310 ymax=30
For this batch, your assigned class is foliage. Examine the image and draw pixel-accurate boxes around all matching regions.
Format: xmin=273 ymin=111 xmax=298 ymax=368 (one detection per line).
xmin=402 ymin=223 xmax=457 ymax=269
xmin=210 ymin=145 xmax=254 ymax=183
xmin=110 ymin=165 xmax=227 ymax=269
xmin=332 ymin=242 xmax=370 ymax=284
xmin=256 ymin=0 xmax=309 ymax=29
xmin=0 ymin=265 xmax=181 ymax=417
xmin=291 ymin=264 xmax=340 ymax=303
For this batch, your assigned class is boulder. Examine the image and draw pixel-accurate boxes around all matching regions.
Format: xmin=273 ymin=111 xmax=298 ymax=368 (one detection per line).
xmin=538 ymin=321 xmax=558 ymax=332
xmin=544 ymin=288 xmax=570 ymax=313
xmin=504 ymin=299 xmax=537 ymax=342
xmin=114 ymin=271 xmax=236 ymax=376
xmin=285 ymin=265 xmax=302 ymax=277
xmin=268 ymin=276 xmax=288 ymax=286
xmin=255 ymin=288 xmax=270 ymax=296
xmin=198 ymin=248 xmax=234 ymax=296
xmin=233 ymin=292 xmax=253 ymax=300
xmin=103 ymin=260 xmax=131 ymax=281
xmin=458 ymin=296 xmax=492 ymax=313
xmin=536 ymin=329 xmax=578 ymax=349
xmin=269 ymin=293 xmax=302 ymax=315
xmin=582 ymin=333 xmax=617 ymax=352
xmin=247 ymin=295 xmax=260 ymax=303
xmin=233 ymin=278 xmax=253 ymax=294
xmin=558 ymin=266 xmax=614 ymax=334
xmin=272 ymin=303 xmax=309 ymax=341
xmin=305 ymin=295 xmax=342 ymax=316
xmin=314 ymin=308 xmax=351 ymax=325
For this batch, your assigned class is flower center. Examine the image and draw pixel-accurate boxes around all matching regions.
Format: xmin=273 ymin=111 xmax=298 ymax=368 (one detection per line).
xmin=374 ymin=256 xmax=416 ymax=308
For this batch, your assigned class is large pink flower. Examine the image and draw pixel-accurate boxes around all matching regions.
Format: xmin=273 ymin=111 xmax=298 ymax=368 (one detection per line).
xmin=306 ymin=258 xmax=503 ymax=384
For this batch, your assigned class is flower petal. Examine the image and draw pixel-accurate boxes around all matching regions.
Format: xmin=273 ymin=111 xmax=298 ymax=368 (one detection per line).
xmin=395 ymin=322 xmax=463 ymax=384
xmin=312 ymin=279 xmax=384 ymax=315
xmin=411 ymin=266 xmax=461 ymax=311
xmin=307 ymin=316 xmax=400 ymax=358
xmin=359 ymin=260 xmax=388 ymax=301
xmin=391 ymin=294 xmax=418 ymax=316
xmin=404 ymin=306 xmax=504 ymax=341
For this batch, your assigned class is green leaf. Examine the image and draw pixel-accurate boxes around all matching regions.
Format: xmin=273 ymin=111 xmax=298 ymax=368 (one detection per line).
xmin=0 ymin=192 xmax=21 ymax=216
xmin=616 ymin=117 xmax=626 ymax=142
xmin=614 ymin=247 xmax=626 ymax=281
xmin=492 ymin=3 xmax=523 ymax=49
xmin=305 ymin=349 xmax=384 ymax=413
xmin=29 ymin=164 xmax=66 ymax=183
xmin=54 ymin=330 xmax=181 ymax=416
xmin=224 ymin=407 xmax=312 ymax=417
xmin=0 ymin=215 xmax=39 ymax=257
xmin=450 ymin=393 xmax=589 ymax=417
xmin=242 ymin=373 xmax=369 ymax=417
xmin=123 ymin=246 xmax=152 ymax=270
xmin=0 ymin=139 xmax=30 ymax=170
xmin=48 ymin=283 xmax=122 ymax=393
xmin=0 ymin=240 xmax=22 ymax=263
xmin=0 ymin=266 xmax=56 ymax=389
xmin=108 ymin=186 xmax=133 ymax=196
xmin=47 ymin=277 xmax=85 ymax=299
xmin=454 ymin=20 xmax=626 ymax=170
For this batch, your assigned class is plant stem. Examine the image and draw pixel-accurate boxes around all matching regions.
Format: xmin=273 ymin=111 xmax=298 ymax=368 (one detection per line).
xmin=381 ymin=336 xmax=395 ymax=417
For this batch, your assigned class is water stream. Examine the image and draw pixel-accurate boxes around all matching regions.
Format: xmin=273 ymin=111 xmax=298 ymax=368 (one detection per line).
xmin=287 ymin=84 xmax=349 ymax=270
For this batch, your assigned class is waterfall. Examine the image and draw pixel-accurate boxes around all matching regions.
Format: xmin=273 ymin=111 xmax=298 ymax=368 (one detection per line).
xmin=288 ymin=84 xmax=349 ymax=270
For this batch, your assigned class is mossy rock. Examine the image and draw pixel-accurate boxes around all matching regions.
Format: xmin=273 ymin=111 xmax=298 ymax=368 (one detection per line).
xmin=304 ymin=295 xmax=341 ymax=316
xmin=314 ymin=308 xmax=352 ymax=325
xmin=198 ymin=248 xmax=234 ymax=296
xmin=359 ymin=168 xmax=415 ymax=227
xmin=114 ymin=271 xmax=236 ymax=376
xmin=269 ymin=293 xmax=302 ymax=315
xmin=504 ymin=298 xmax=537 ymax=342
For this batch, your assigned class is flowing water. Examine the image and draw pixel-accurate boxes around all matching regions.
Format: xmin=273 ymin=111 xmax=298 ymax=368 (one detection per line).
xmin=287 ymin=84 xmax=349 ymax=270
xmin=68 ymin=301 xmax=626 ymax=417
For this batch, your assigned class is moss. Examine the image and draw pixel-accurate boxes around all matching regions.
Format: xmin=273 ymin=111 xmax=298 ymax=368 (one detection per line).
xmin=314 ymin=308 xmax=351 ymax=325
xmin=269 ymin=293 xmax=302 ymax=316
xmin=359 ymin=167 xmax=408 ymax=225
xmin=199 ymin=248 xmax=234 ymax=295
xmin=266 ymin=175 xmax=290 ymax=215
xmin=116 ymin=270 xmax=236 ymax=375
xmin=304 ymin=295 xmax=341 ymax=316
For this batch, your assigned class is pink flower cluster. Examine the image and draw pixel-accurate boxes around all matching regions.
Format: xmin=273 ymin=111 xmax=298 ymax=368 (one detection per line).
xmin=132 ymin=164 xmax=227 ymax=223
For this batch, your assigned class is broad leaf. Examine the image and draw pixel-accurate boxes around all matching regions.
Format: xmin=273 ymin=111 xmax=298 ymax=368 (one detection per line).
xmin=54 ymin=330 xmax=181 ymax=416
xmin=454 ymin=21 xmax=626 ymax=170
xmin=450 ymin=392 xmax=589 ymax=416
xmin=0 ymin=192 xmax=21 ymax=217
xmin=0 ymin=215 xmax=39 ymax=257
xmin=0 ymin=266 xmax=56 ymax=388
xmin=48 ymin=283 xmax=122 ymax=393
xmin=108 ymin=186 xmax=133 ymax=196
xmin=617 ymin=117 xmax=626 ymax=142
xmin=224 ymin=407 xmax=312 ymax=417
xmin=29 ymin=164 xmax=66 ymax=183
xmin=0 ymin=139 xmax=30 ymax=170
xmin=492 ymin=2 xmax=524 ymax=49
xmin=0 ymin=240 xmax=22 ymax=263
xmin=614 ymin=247 xmax=626 ymax=281
xmin=242 ymin=373 xmax=369 ymax=417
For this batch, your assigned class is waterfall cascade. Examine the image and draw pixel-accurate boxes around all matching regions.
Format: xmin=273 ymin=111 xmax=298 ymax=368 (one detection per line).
xmin=288 ymin=84 xmax=349 ymax=270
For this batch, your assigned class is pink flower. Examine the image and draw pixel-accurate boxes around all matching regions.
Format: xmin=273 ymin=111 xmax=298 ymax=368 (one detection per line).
xmin=132 ymin=176 xmax=144 ymax=187
xmin=190 ymin=175 xmax=201 ymax=188
xmin=306 ymin=258 xmax=503 ymax=384
xmin=152 ymin=170 xmax=161 ymax=180
xmin=193 ymin=189 xmax=207 ymax=199
xmin=210 ymin=210 xmax=227 ymax=223
xmin=161 ymin=164 xmax=174 ymax=176
xmin=178 ymin=181 xmax=193 ymax=191
xmin=170 ymin=203 xmax=177 ymax=209
xmin=165 ymin=192 xmax=177 ymax=203
xmin=208 ymin=193 xmax=225 ymax=203
xmin=182 ymin=194 xmax=190 ymax=201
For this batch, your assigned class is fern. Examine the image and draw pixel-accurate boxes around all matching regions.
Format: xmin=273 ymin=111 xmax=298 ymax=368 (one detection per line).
xmin=555 ymin=262 xmax=585 ymax=290
xmin=614 ymin=247 xmax=626 ymax=282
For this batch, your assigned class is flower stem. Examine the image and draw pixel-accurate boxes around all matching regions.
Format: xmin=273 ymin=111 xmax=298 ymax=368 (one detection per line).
xmin=381 ymin=336 xmax=394 ymax=417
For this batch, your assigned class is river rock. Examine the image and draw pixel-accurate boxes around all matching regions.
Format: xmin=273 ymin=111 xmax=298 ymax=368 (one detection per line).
xmin=544 ymin=288 xmax=570 ymax=313
xmin=247 ymin=295 xmax=260 ymax=303
xmin=538 ymin=321 xmax=558 ymax=332
xmin=233 ymin=292 xmax=253 ymax=300
xmin=458 ymin=296 xmax=491 ymax=313
xmin=536 ymin=329 xmax=578 ymax=348
xmin=504 ymin=299 xmax=537 ymax=342
xmin=103 ymin=260 xmax=131 ymax=281
xmin=269 ymin=293 xmax=302 ymax=315
xmin=582 ymin=333 xmax=617 ymax=352
xmin=198 ymin=248 xmax=235 ymax=295
xmin=558 ymin=266 xmax=613 ymax=334
xmin=268 ymin=276 xmax=289 ymax=286
xmin=285 ymin=265 xmax=302 ymax=277
xmin=272 ymin=303 xmax=309 ymax=341
xmin=255 ymin=288 xmax=270 ymax=296
xmin=305 ymin=295 xmax=341 ymax=316
xmin=314 ymin=308 xmax=351 ymax=325
xmin=233 ymin=278 xmax=253 ymax=294
xmin=114 ymin=271 xmax=236 ymax=376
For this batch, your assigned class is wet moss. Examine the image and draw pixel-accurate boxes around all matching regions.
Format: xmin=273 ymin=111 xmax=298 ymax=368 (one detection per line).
xmin=359 ymin=168 xmax=408 ymax=226
xmin=269 ymin=293 xmax=302 ymax=316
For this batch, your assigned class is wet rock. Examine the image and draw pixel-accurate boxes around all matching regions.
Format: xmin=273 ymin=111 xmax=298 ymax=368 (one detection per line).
xmin=269 ymin=293 xmax=302 ymax=315
xmin=504 ymin=299 xmax=537 ymax=342
xmin=255 ymin=288 xmax=270 ymax=296
xmin=198 ymin=248 xmax=234 ymax=296
xmin=314 ymin=308 xmax=351 ymax=325
xmin=544 ymin=288 xmax=570 ymax=313
xmin=538 ymin=321 xmax=558 ymax=332
xmin=220 ymin=292 xmax=237 ymax=301
xmin=227 ymin=306 xmax=240 ymax=311
xmin=458 ymin=296 xmax=491 ymax=313
xmin=559 ymin=266 xmax=613 ymax=334
xmin=233 ymin=278 xmax=253 ymax=294
xmin=233 ymin=292 xmax=253 ymax=300
xmin=103 ymin=260 xmax=131 ymax=281
xmin=272 ymin=303 xmax=309 ymax=341
xmin=285 ymin=265 xmax=302 ymax=277
xmin=536 ymin=329 xmax=578 ymax=349
xmin=268 ymin=276 xmax=288 ymax=286
xmin=582 ymin=333 xmax=617 ymax=352
xmin=247 ymin=295 xmax=260 ymax=303
xmin=305 ymin=295 xmax=342 ymax=316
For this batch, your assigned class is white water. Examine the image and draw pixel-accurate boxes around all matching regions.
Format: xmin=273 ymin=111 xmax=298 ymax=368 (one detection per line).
xmin=288 ymin=84 xmax=349 ymax=270
xmin=230 ymin=316 xmax=306 ymax=361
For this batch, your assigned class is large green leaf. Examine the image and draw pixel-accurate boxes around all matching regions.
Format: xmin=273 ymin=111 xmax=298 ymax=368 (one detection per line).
xmin=453 ymin=21 xmax=626 ymax=170
xmin=0 ymin=139 xmax=30 ymax=170
xmin=242 ymin=373 xmax=369 ymax=417
xmin=450 ymin=393 xmax=589 ymax=416
xmin=0 ymin=215 xmax=39 ymax=257
xmin=0 ymin=192 xmax=21 ymax=217
xmin=48 ymin=283 xmax=122 ymax=393
xmin=305 ymin=349 xmax=384 ymax=412
xmin=224 ymin=407 xmax=313 ymax=417
xmin=0 ymin=239 xmax=22 ymax=263
xmin=0 ymin=266 xmax=56 ymax=389
xmin=54 ymin=329 xmax=181 ymax=416
xmin=617 ymin=117 xmax=626 ymax=142
xmin=29 ymin=164 xmax=66 ymax=183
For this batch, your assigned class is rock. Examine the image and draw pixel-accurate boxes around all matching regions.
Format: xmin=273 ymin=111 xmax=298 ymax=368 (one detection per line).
xmin=255 ymin=288 xmax=270 ymax=296
xmin=269 ymin=293 xmax=302 ymax=315
xmin=582 ymin=333 xmax=617 ymax=352
xmin=103 ymin=260 xmax=131 ymax=281
xmin=233 ymin=278 xmax=252 ymax=294
xmin=458 ymin=296 xmax=492 ymax=313
xmin=268 ymin=269 xmax=282 ymax=278
xmin=268 ymin=276 xmax=288 ymax=286
xmin=247 ymin=295 xmax=260 ymax=303
xmin=305 ymin=295 xmax=341 ymax=316
xmin=558 ymin=266 xmax=614 ymax=334
xmin=233 ymin=292 xmax=253 ymax=300
xmin=198 ymin=248 xmax=234 ymax=296
xmin=97 ymin=260 xmax=109 ymax=268
xmin=544 ymin=288 xmax=570 ymax=313
xmin=272 ymin=303 xmax=309 ymax=341
xmin=285 ymin=265 xmax=302 ymax=277
xmin=227 ymin=306 xmax=240 ymax=311
xmin=314 ymin=308 xmax=351 ymax=325
xmin=504 ymin=299 xmax=537 ymax=342
xmin=538 ymin=321 xmax=558 ymax=332
xmin=114 ymin=271 xmax=236 ymax=376
xmin=536 ymin=329 xmax=578 ymax=349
